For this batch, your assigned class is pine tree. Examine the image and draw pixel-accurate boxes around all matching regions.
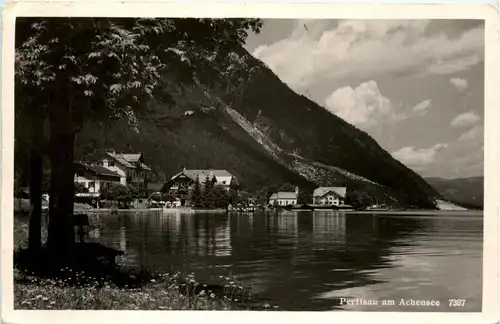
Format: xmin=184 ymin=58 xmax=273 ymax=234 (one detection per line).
xmin=229 ymin=188 xmax=239 ymax=205
xmin=191 ymin=176 xmax=203 ymax=208
xmin=213 ymin=185 xmax=230 ymax=209
xmin=202 ymin=174 xmax=215 ymax=208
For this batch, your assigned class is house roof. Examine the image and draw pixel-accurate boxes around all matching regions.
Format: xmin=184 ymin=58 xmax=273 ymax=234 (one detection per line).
xmin=171 ymin=169 xmax=235 ymax=182
xmin=269 ymin=192 xmax=298 ymax=200
xmin=75 ymin=162 xmax=121 ymax=178
xmin=106 ymin=152 xmax=134 ymax=168
xmin=313 ymin=187 xmax=347 ymax=199
xmin=106 ymin=152 xmax=151 ymax=171
xmin=121 ymin=153 xmax=142 ymax=162
xmin=139 ymin=163 xmax=152 ymax=171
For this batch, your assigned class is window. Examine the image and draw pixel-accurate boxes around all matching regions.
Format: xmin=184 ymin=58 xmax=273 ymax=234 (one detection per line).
xmin=89 ymin=182 xmax=95 ymax=190
xmin=222 ymin=181 xmax=226 ymax=184
xmin=109 ymin=161 xmax=115 ymax=167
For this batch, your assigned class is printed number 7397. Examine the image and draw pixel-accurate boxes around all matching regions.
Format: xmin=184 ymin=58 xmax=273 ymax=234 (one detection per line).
xmin=448 ymin=299 xmax=466 ymax=307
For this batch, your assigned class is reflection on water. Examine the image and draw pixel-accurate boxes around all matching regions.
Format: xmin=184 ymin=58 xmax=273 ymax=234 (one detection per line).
xmin=96 ymin=211 xmax=483 ymax=311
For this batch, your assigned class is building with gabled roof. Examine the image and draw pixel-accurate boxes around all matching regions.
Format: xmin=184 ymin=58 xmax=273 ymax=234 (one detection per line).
xmin=163 ymin=167 xmax=239 ymax=206
xmin=313 ymin=187 xmax=347 ymax=206
xmin=269 ymin=186 xmax=299 ymax=206
xmin=95 ymin=152 xmax=152 ymax=194
xmin=74 ymin=162 xmax=122 ymax=197
xmin=169 ymin=168 xmax=237 ymax=186
xmin=104 ymin=152 xmax=152 ymax=172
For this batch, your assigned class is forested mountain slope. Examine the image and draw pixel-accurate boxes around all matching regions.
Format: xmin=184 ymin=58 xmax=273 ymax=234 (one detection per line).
xmin=75 ymin=45 xmax=439 ymax=208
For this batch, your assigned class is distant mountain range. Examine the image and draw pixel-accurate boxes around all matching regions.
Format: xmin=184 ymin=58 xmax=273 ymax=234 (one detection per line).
xmin=425 ymin=176 xmax=483 ymax=209
xmin=75 ymin=44 xmax=440 ymax=208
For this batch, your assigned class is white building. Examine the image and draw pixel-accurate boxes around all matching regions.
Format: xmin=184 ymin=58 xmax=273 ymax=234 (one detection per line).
xmin=167 ymin=168 xmax=239 ymax=192
xmin=312 ymin=187 xmax=347 ymax=206
xmin=269 ymin=186 xmax=299 ymax=206
xmin=164 ymin=168 xmax=239 ymax=206
xmin=96 ymin=152 xmax=152 ymax=189
xmin=74 ymin=162 xmax=122 ymax=194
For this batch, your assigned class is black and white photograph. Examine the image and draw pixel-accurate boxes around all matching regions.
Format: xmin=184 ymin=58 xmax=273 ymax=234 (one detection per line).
xmin=1 ymin=2 xmax=499 ymax=323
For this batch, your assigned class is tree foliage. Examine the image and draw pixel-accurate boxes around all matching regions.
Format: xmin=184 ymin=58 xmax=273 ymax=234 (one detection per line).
xmin=74 ymin=182 xmax=89 ymax=194
xmin=128 ymin=184 xmax=139 ymax=199
xmin=229 ymin=188 xmax=241 ymax=205
xmin=14 ymin=17 xmax=260 ymax=131
xmin=16 ymin=18 xmax=167 ymax=131
xmin=191 ymin=176 xmax=203 ymax=208
xmin=345 ymin=190 xmax=374 ymax=209
xmin=255 ymin=185 xmax=279 ymax=206
xmin=211 ymin=186 xmax=231 ymax=209
xmin=201 ymin=175 xmax=215 ymax=208
xmin=101 ymin=183 xmax=132 ymax=202
xmin=15 ymin=17 xmax=263 ymax=257
xmin=297 ymin=190 xmax=312 ymax=205
xmin=278 ymin=183 xmax=296 ymax=192
xmin=190 ymin=176 xmax=231 ymax=209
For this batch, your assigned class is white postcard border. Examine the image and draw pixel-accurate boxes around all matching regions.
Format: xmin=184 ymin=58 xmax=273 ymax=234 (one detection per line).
xmin=1 ymin=2 xmax=499 ymax=324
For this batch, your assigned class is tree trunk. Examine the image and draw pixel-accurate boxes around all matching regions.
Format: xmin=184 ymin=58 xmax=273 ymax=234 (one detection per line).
xmin=27 ymin=111 xmax=44 ymax=252
xmin=28 ymin=151 xmax=43 ymax=252
xmin=47 ymin=102 xmax=76 ymax=262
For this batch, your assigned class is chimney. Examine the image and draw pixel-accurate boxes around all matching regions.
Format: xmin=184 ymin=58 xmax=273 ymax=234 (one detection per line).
xmin=295 ymin=186 xmax=299 ymax=194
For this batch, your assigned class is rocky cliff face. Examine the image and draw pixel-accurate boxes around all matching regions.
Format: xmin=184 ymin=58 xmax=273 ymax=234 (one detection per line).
xmin=75 ymin=46 xmax=439 ymax=208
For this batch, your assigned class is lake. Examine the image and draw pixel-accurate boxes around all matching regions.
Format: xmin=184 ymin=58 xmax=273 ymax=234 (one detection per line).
xmin=93 ymin=210 xmax=483 ymax=311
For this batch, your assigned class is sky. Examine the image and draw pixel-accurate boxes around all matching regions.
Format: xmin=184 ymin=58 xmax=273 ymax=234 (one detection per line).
xmin=245 ymin=19 xmax=484 ymax=179
xmin=0 ymin=15 xmax=483 ymax=180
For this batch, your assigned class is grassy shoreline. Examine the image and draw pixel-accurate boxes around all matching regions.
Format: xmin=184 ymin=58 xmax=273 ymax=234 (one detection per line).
xmin=13 ymin=217 xmax=275 ymax=310
xmin=14 ymin=269 xmax=267 ymax=310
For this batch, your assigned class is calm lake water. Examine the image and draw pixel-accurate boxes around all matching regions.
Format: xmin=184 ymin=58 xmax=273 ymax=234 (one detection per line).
xmin=93 ymin=210 xmax=483 ymax=311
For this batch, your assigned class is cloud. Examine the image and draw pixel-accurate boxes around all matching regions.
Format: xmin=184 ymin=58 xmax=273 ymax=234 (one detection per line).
xmin=450 ymin=77 xmax=468 ymax=91
xmin=253 ymin=20 xmax=484 ymax=90
xmin=412 ymin=99 xmax=432 ymax=116
xmin=392 ymin=125 xmax=483 ymax=177
xmin=324 ymin=80 xmax=405 ymax=126
xmin=427 ymin=55 xmax=480 ymax=75
xmin=450 ymin=111 xmax=480 ymax=128
xmin=434 ymin=125 xmax=483 ymax=177
xmin=392 ymin=143 xmax=449 ymax=170
xmin=457 ymin=125 xmax=483 ymax=142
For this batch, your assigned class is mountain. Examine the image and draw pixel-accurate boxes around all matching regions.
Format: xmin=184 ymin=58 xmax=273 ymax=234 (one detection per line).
xmin=75 ymin=46 xmax=439 ymax=208
xmin=425 ymin=177 xmax=483 ymax=209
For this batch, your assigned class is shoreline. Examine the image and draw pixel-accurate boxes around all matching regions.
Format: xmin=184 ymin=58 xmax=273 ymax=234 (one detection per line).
xmin=14 ymin=268 xmax=269 ymax=310
xmin=71 ymin=207 xmax=483 ymax=217
xmin=75 ymin=208 xmax=229 ymax=214
xmin=344 ymin=210 xmax=483 ymax=216
xmin=13 ymin=218 xmax=275 ymax=311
